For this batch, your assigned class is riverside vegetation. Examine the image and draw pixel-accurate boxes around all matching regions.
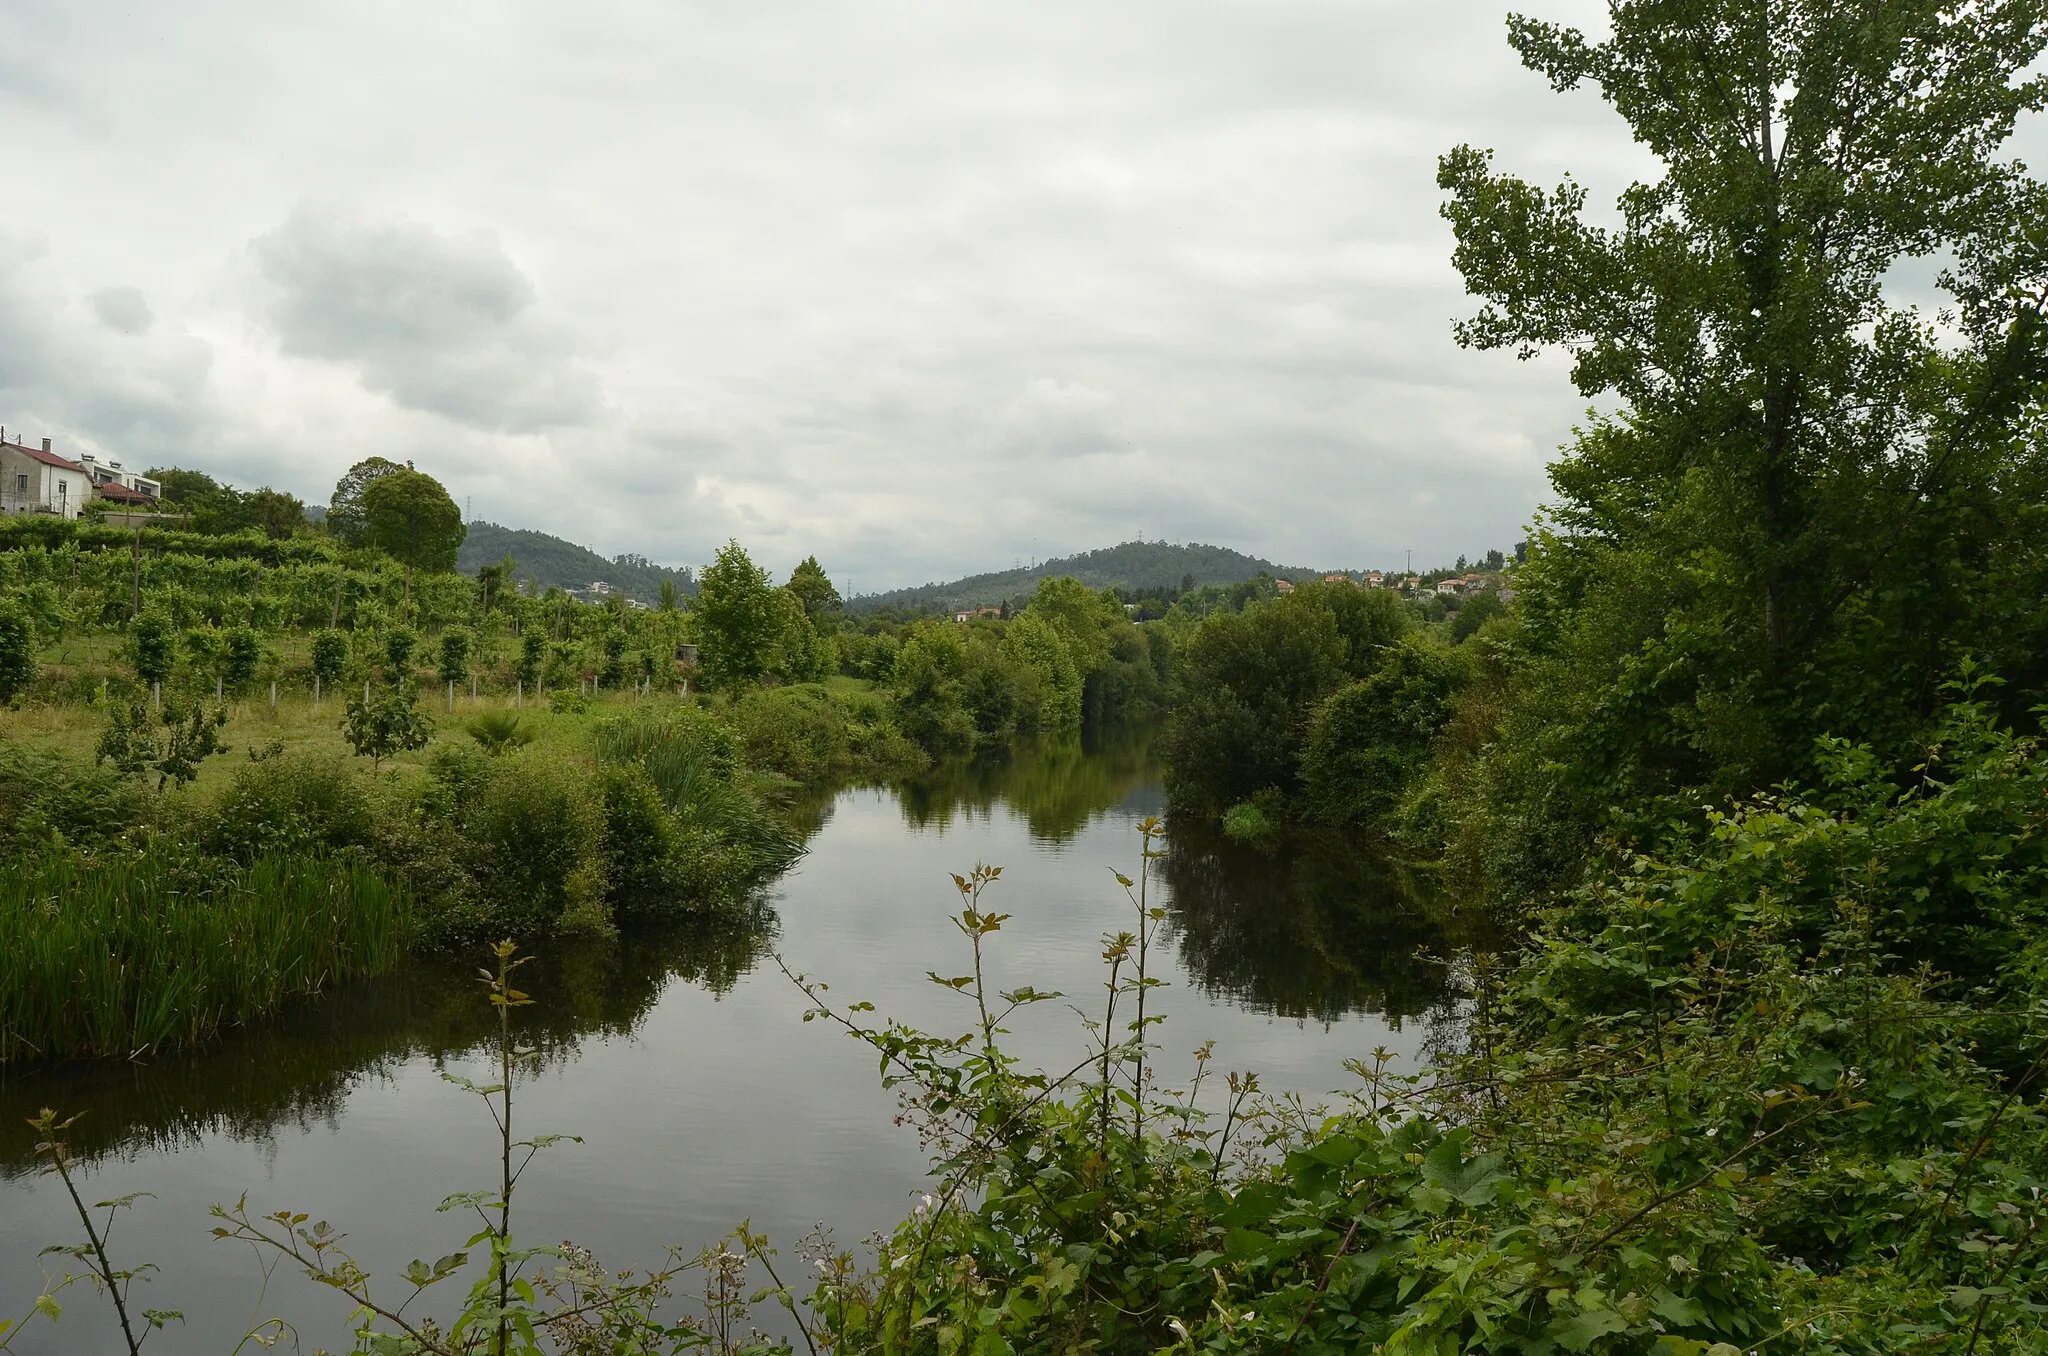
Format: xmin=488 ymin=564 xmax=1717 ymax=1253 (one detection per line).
xmin=0 ymin=476 xmax=1170 ymax=1062
xmin=12 ymin=1 xmax=2048 ymax=1351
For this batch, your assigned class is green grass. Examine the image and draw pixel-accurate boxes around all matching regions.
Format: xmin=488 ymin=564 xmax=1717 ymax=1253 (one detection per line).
xmin=0 ymin=847 xmax=412 ymax=1064
xmin=0 ymin=678 xmax=673 ymax=800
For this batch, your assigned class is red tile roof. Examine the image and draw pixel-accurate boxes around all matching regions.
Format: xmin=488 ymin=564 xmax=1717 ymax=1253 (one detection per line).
xmin=93 ymin=480 xmax=153 ymax=504
xmin=5 ymin=440 xmax=86 ymax=473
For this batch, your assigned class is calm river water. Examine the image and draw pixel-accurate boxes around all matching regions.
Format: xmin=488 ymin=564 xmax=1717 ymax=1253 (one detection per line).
xmin=0 ymin=735 xmax=1457 ymax=1354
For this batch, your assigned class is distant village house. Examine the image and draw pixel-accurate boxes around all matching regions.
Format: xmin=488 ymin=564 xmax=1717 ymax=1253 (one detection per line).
xmin=0 ymin=429 xmax=162 ymax=520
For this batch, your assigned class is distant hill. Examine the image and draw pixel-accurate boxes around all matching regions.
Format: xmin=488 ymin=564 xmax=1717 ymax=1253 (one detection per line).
xmin=850 ymin=540 xmax=1329 ymax=614
xmin=457 ymin=521 xmax=698 ymax=605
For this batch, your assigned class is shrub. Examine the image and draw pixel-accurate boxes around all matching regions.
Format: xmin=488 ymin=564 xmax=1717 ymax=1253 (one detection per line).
xmin=733 ymin=683 xmax=849 ymax=779
xmin=437 ymin=625 xmax=472 ymax=684
xmin=547 ymin=684 xmax=590 ymax=714
xmin=200 ymin=753 xmax=374 ymax=861
xmin=517 ymin=630 xmax=544 ymax=688
xmin=594 ymin=706 xmax=804 ymax=876
xmin=130 ymin=610 xmax=175 ymax=686
xmin=0 ymin=744 xmax=151 ymax=854
xmin=222 ymin=624 xmax=261 ymax=692
xmin=1220 ymin=798 xmax=1276 ymax=842
xmin=1300 ymin=636 xmax=1471 ymax=828
xmin=0 ymin=593 xmax=34 ymax=700
xmin=310 ymin=629 xmax=348 ymax=689
xmin=463 ymin=753 xmax=607 ymax=939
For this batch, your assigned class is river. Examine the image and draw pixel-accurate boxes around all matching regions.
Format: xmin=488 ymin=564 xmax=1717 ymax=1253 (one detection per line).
xmin=0 ymin=734 xmax=1458 ymax=1354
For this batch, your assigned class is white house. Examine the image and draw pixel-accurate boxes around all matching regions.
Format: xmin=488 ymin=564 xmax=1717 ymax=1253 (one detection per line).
xmin=0 ymin=433 xmax=92 ymax=519
xmin=76 ymin=452 xmax=162 ymax=502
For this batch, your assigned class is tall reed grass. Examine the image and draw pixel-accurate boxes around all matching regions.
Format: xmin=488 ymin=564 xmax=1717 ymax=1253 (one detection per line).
xmin=593 ymin=707 xmax=805 ymax=870
xmin=0 ymin=847 xmax=411 ymax=1064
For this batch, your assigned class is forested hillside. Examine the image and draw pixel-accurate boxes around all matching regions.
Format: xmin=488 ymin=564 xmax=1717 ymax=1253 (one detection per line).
xmin=457 ymin=521 xmax=698 ymax=603
xmin=851 ymin=539 xmax=1326 ymax=614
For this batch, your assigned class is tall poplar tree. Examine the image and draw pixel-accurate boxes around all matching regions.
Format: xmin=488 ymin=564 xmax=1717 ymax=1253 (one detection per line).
xmin=1439 ymin=1 xmax=2048 ymax=866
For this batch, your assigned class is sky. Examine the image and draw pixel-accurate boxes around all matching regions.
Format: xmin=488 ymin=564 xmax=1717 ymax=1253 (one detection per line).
xmin=0 ymin=0 xmax=1643 ymax=589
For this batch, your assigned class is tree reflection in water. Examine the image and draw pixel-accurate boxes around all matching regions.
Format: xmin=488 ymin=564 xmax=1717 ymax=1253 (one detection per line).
xmin=1161 ymin=822 xmax=1461 ymax=1028
xmin=0 ymin=902 xmax=776 ymax=1176
xmin=894 ymin=729 xmax=1158 ymax=844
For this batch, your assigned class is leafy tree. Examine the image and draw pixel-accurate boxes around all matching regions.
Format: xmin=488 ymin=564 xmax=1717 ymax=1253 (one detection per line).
xmin=658 ymin=577 xmax=680 ymax=612
xmin=130 ymin=610 xmax=175 ymax=687
xmin=696 ymin=540 xmax=781 ymax=688
xmin=1449 ymin=590 xmax=1504 ymax=643
xmin=1301 ymin=637 xmax=1472 ymax=827
xmin=147 ymin=467 xmax=223 ymax=507
xmin=598 ymin=627 xmax=626 ymax=689
xmin=438 ymin=626 xmax=473 ymax=685
xmin=1001 ymin=612 xmax=1083 ymax=731
xmin=326 ymin=456 xmax=406 ymax=544
xmin=1436 ymin=0 xmax=2048 ymax=884
xmin=248 ymin=487 xmax=305 ymax=540
xmin=889 ymin=623 xmax=978 ymax=753
xmin=362 ymin=469 xmax=465 ymax=595
xmin=1160 ymin=596 xmax=1347 ymax=818
xmin=786 ymin=556 xmax=842 ymax=618
xmin=1298 ymin=579 xmax=1412 ymax=675
xmin=475 ymin=561 xmax=507 ymax=615
xmin=0 ymin=595 xmax=33 ymax=701
xmin=146 ymin=467 xmax=255 ymax=534
xmin=342 ymin=679 xmax=432 ymax=769
xmin=96 ymin=694 xmax=230 ymax=791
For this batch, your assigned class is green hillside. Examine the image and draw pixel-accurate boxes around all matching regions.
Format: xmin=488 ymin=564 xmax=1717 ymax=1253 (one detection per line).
xmin=850 ymin=540 xmax=1328 ymax=614
xmin=457 ymin=521 xmax=698 ymax=604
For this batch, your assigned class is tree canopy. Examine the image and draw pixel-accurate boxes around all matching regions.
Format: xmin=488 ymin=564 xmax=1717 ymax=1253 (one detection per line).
xmin=696 ymin=541 xmax=782 ymax=688
xmin=327 ymin=457 xmax=407 ymax=545
xmin=1435 ymin=0 xmax=2048 ymax=879
xmin=361 ymin=468 xmax=465 ymax=576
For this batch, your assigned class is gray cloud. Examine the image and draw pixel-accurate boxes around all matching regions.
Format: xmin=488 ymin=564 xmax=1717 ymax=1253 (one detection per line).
xmin=249 ymin=209 xmax=601 ymax=433
xmin=0 ymin=0 xmax=1849 ymax=586
xmin=91 ymin=286 xmax=153 ymax=333
xmin=0 ymin=228 xmax=219 ymax=471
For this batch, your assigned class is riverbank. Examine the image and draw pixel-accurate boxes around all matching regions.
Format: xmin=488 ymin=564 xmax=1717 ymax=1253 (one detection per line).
xmin=0 ymin=689 xmax=805 ymax=1064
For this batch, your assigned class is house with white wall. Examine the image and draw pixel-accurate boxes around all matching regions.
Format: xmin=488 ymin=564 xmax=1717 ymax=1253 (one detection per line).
xmin=76 ymin=452 xmax=162 ymax=502
xmin=0 ymin=432 xmax=92 ymax=519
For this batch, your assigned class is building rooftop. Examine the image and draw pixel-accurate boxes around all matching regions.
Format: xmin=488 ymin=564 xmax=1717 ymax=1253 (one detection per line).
xmin=2 ymin=435 xmax=86 ymax=474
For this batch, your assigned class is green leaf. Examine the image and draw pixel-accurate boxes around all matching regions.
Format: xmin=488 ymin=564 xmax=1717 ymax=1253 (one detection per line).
xmin=1651 ymin=1289 xmax=1706 ymax=1327
xmin=1421 ymin=1133 xmax=1509 ymax=1207
xmin=1548 ymin=1308 xmax=1628 ymax=1351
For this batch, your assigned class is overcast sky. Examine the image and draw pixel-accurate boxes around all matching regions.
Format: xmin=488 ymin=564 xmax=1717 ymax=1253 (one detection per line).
xmin=0 ymin=0 xmax=1642 ymax=589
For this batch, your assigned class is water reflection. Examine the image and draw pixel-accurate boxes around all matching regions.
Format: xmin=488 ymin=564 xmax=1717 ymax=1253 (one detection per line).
xmin=0 ymin=907 xmax=774 ymax=1176
xmin=895 ymin=729 xmax=1157 ymax=842
xmin=1162 ymin=825 xmax=1457 ymax=1027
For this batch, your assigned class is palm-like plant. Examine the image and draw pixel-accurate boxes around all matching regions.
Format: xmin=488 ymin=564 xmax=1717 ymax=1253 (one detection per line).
xmin=465 ymin=708 xmax=536 ymax=756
